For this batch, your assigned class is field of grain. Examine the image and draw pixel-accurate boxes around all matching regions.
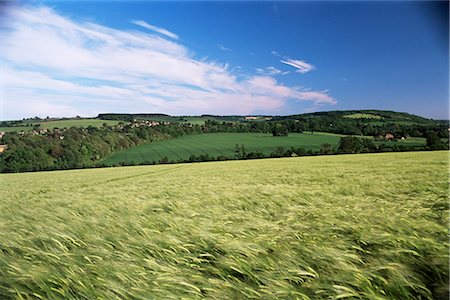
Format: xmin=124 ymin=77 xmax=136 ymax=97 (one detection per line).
xmin=0 ymin=151 xmax=448 ymax=299
xmin=102 ymin=132 xmax=342 ymax=165
xmin=0 ymin=126 xmax=34 ymax=133
xmin=34 ymin=119 xmax=122 ymax=129
xmin=0 ymin=119 xmax=123 ymax=133
xmin=343 ymin=113 xmax=383 ymax=119
xmin=102 ymin=132 xmax=426 ymax=165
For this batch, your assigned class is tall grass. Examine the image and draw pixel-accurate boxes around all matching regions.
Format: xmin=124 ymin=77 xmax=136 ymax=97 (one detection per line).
xmin=0 ymin=151 xmax=448 ymax=299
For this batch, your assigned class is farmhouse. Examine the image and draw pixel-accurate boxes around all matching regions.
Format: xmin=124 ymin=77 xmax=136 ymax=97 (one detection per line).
xmin=0 ymin=144 xmax=8 ymax=153
xmin=385 ymin=133 xmax=395 ymax=141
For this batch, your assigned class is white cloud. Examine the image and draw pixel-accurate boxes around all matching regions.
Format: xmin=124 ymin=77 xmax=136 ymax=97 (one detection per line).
xmin=218 ymin=44 xmax=232 ymax=52
xmin=0 ymin=5 xmax=335 ymax=120
xmin=255 ymin=66 xmax=283 ymax=76
xmin=280 ymin=58 xmax=316 ymax=74
xmin=257 ymin=67 xmax=290 ymax=76
xmin=131 ymin=20 xmax=178 ymax=40
xmin=271 ymin=50 xmax=280 ymax=57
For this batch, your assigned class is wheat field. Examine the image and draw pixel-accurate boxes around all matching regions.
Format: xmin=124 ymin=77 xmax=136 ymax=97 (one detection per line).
xmin=0 ymin=151 xmax=448 ymax=299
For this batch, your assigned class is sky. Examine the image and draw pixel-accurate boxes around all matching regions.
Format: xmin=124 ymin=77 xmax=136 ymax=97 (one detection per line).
xmin=0 ymin=0 xmax=448 ymax=120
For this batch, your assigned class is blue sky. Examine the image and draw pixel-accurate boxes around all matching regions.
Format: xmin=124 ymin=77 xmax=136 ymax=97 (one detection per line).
xmin=0 ymin=1 xmax=448 ymax=120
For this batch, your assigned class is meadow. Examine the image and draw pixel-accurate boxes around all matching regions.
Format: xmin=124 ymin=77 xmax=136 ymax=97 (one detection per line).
xmin=102 ymin=132 xmax=426 ymax=165
xmin=0 ymin=151 xmax=448 ymax=299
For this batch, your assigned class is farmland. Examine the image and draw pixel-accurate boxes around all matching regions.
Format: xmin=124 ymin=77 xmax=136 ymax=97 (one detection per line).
xmin=102 ymin=132 xmax=426 ymax=165
xmin=102 ymin=132 xmax=341 ymax=165
xmin=343 ymin=113 xmax=383 ymax=119
xmin=0 ymin=119 xmax=124 ymax=133
xmin=0 ymin=151 xmax=448 ymax=299
xmin=28 ymin=119 xmax=123 ymax=129
xmin=0 ymin=126 xmax=34 ymax=133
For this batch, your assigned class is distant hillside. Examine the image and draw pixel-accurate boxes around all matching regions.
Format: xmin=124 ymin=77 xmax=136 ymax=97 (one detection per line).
xmin=98 ymin=110 xmax=446 ymax=124
xmin=274 ymin=110 xmax=443 ymax=125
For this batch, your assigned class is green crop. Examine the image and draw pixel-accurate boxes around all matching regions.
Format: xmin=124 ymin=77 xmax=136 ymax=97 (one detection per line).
xmin=0 ymin=151 xmax=447 ymax=299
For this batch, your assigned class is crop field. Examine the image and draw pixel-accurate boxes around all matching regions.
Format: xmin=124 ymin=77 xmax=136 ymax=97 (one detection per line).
xmin=343 ymin=113 xmax=383 ymax=119
xmin=102 ymin=132 xmax=341 ymax=165
xmin=0 ymin=151 xmax=448 ymax=299
xmin=34 ymin=119 xmax=123 ymax=129
xmin=1 ymin=119 xmax=123 ymax=132
xmin=102 ymin=132 xmax=426 ymax=165
xmin=0 ymin=126 xmax=34 ymax=133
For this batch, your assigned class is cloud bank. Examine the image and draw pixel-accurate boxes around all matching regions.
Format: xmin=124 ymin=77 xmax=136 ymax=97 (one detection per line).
xmin=0 ymin=5 xmax=335 ymax=120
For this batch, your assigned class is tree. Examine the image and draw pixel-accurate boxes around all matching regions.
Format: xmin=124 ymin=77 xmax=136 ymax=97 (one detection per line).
xmin=234 ymin=144 xmax=246 ymax=159
xmin=425 ymin=132 xmax=444 ymax=150
xmin=320 ymin=143 xmax=333 ymax=154
xmin=338 ymin=136 xmax=363 ymax=153
xmin=272 ymin=124 xmax=289 ymax=136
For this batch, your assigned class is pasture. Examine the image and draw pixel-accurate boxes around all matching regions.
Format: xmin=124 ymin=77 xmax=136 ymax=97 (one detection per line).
xmin=0 ymin=151 xmax=448 ymax=299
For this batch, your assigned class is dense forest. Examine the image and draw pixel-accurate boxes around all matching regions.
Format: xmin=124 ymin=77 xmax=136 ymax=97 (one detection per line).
xmin=0 ymin=110 xmax=448 ymax=173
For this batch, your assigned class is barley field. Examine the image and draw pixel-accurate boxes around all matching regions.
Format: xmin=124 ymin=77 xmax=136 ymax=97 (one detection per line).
xmin=102 ymin=132 xmax=426 ymax=166
xmin=0 ymin=151 xmax=448 ymax=299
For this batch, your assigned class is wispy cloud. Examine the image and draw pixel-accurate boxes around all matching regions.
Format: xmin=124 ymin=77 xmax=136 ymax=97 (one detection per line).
xmin=280 ymin=58 xmax=316 ymax=74
xmin=131 ymin=20 xmax=178 ymax=40
xmin=218 ymin=44 xmax=232 ymax=52
xmin=255 ymin=66 xmax=286 ymax=76
xmin=271 ymin=50 xmax=280 ymax=57
xmin=0 ymin=5 xmax=335 ymax=120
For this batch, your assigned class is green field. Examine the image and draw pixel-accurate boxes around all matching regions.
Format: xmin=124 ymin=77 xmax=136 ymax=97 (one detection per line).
xmin=33 ymin=119 xmax=123 ymax=129
xmin=0 ymin=151 xmax=448 ymax=299
xmin=102 ymin=132 xmax=426 ymax=165
xmin=102 ymin=133 xmax=341 ymax=164
xmin=343 ymin=113 xmax=383 ymax=119
xmin=1 ymin=119 xmax=123 ymax=132
xmin=0 ymin=119 xmax=126 ymax=132
xmin=0 ymin=126 xmax=34 ymax=133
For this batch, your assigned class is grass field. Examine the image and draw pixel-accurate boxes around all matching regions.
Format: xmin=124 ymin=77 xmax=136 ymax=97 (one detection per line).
xmin=0 ymin=151 xmax=448 ymax=299
xmin=0 ymin=126 xmax=34 ymax=133
xmin=343 ymin=113 xmax=383 ymax=119
xmin=102 ymin=133 xmax=341 ymax=164
xmin=102 ymin=132 xmax=426 ymax=165
xmin=33 ymin=119 xmax=122 ymax=129
xmin=1 ymin=119 xmax=123 ymax=132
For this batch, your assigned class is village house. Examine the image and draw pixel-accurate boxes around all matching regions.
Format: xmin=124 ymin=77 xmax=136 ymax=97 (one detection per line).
xmin=385 ymin=133 xmax=395 ymax=141
xmin=0 ymin=144 xmax=8 ymax=153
